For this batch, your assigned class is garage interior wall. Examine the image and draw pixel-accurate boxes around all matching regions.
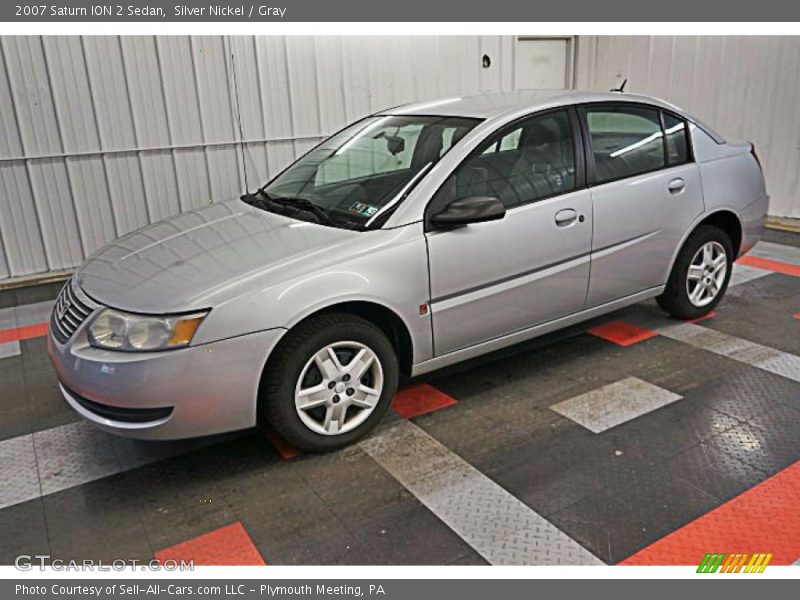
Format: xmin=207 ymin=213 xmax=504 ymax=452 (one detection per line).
xmin=1 ymin=35 xmax=798 ymax=284
xmin=0 ymin=35 xmax=516 ymax=283
xmin=575 ymin=35 xmax=800 ymax=220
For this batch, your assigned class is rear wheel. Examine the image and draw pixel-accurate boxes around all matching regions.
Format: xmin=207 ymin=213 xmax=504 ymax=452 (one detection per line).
xmin=260 ymin=313 xmax=398 ymax=451
xmin=657 ymin=225 xmax=733 ymax=319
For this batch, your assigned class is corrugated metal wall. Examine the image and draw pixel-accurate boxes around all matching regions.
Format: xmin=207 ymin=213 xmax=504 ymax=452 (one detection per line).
xmin=0 ymin=35 xmax=515 ymax=282
xmin=2 ymin=35 xmax=798 ymax=283
xmin=575 ymin=35 xmax=800 ymax=219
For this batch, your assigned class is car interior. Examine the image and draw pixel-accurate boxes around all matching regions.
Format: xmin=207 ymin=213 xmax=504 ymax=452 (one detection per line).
xmin=309 ymin=120 xmax=478 ymax=223
xmin=296 ymin=106 xmax=689 ymax=225
xmin=454 ymin=111 xmax=576 ymax=208
xmin=451 ymin=106 xmax=689 ymax=207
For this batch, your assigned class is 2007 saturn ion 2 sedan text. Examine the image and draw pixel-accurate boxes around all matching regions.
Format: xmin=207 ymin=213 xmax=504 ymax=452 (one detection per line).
xmin=48 ymin=91 xmax=768 ymax=451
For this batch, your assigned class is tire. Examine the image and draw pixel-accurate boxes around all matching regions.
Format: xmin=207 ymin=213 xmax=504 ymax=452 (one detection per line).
xmin=657 ymin=225 xmax=734 ymax=320
xmin=259 ymin=312 xmax=399 ymax=452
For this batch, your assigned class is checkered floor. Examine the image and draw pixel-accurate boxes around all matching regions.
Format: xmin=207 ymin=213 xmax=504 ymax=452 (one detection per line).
xmin=1 ymin=229 xmax=799 ymax=566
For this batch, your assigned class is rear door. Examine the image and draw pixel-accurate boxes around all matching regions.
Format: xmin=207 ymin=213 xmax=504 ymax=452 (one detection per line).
xmin=425 ymin=108 xmax=593 ymax=356
xmin=580 ymin=104 xmax=705 ymax=307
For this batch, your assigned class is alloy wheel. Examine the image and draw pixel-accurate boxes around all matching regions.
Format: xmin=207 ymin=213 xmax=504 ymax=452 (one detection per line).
xmin=686 ymin=241 xmax=728 ymax=307
xmin=294 ymin=341 xmax=384 ymax=436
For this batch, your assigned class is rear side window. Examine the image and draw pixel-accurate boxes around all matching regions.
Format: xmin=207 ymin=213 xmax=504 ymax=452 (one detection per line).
xmin=586 ymin=106 xmax=665 ymax=184
xmin=663 ymin=112 xmax=689 ymax=166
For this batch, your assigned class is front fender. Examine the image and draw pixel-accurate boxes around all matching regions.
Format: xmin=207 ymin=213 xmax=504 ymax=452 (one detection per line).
xmin=192 ymin=223 xmax=434 ymax=364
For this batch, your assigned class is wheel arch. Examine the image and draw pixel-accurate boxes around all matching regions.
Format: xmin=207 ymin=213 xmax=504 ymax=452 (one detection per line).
xmin=256 ymin=300 xmax=415 ymax=424
xmin=696 ymin=210 xmax=743 ymax=257
xmin=312 ymin=301 xmax=415 ymax=376
xmin=666 ymin=209 xmax=744 ymax=284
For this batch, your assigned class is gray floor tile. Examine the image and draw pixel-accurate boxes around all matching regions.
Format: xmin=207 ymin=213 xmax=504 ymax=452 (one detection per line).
xmin=361 ymin=420 xmax=603 ymax=565
xmin=33 ymin=421 xmax=121 ymax=496
xmin=549 ymin=377 xmax=682 ymax=433
xmin=0 ymin=341 xmax=21 ymax=360
xmin=729 ymin=263 xmax=771 ymax=287
xmin=0 ymin=435 xmax=40 ymax=509
xmin=750 ymin=240 xmax=800 ymax=264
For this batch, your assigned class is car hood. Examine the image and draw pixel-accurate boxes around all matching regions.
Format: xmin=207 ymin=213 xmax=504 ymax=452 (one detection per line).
xmin=76 ymin=200 xmax=358 ymax=313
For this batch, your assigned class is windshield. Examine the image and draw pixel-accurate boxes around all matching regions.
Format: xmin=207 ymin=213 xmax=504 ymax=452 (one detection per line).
xmin=247 ymin=115 xmax=480 ymax=229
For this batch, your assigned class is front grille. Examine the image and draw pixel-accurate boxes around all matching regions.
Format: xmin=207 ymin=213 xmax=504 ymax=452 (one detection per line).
xmin=65 ymin=385 xmax=173 ymax=423
xmin=51 ymin=280 xmax=94 ymax=344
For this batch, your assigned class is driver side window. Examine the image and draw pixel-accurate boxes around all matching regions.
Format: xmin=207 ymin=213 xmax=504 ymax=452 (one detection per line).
xmin=453 ymin=110 xmax=576 ymax=209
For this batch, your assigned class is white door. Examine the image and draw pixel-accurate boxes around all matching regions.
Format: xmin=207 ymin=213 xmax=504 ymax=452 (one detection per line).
xmin=514 ymin=39 xmax=570 ymax=90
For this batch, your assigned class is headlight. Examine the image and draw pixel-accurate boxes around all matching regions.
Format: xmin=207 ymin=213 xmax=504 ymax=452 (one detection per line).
xmin=88 ymin=308 xmax=208 ymax=351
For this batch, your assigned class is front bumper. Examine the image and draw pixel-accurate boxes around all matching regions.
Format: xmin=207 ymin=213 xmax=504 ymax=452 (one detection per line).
xmin=47 ymin=321 xmax=285 ymax=440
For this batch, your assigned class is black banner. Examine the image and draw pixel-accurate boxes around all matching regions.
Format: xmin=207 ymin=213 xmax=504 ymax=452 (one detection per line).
xmin=3 ymin=0 xmax=800 ymax=22
xmin=5 ymin=579 xmax=798 ymax=600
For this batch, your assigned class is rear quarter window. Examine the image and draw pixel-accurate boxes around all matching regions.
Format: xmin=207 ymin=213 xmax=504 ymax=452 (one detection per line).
xmin=663 ymin=112 xmax=689 ymax=166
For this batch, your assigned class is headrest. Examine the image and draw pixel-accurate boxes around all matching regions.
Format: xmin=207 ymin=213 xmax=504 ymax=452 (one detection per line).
xmin=523 ymin=118 xmax=562 ymax=147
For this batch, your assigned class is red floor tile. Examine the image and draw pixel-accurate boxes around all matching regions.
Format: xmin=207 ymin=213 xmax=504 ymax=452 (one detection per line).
xmin=391 ymin=383 xmax=457 ymax=419
xmin=0 ymin=322 xmax=48 ymax=344
xmin=687 ymin=311 xmax=717 ymax=324
xmin=587 ymin=320 xmax=658 ymax=347
xmin=737 ymin=255 xmax=800 ymax=277
xmin=262 ymin=427 xmax=301 ymax=460
xmin=155 ymin=521 xmax=266 ymax=566
xmin=621 ymin=460 xmax=800 ymax=566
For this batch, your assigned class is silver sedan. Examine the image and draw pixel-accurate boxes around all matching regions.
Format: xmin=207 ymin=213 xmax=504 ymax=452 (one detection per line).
xmin=48 ymin=90 xmax=768 ymax=451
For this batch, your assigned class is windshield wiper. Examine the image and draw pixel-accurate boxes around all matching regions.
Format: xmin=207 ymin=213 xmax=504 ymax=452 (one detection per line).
xmin=268 ymin=195 xmax=332 ymax=225
xmin=241 ymin=188 xmax=274 ymax=210
xmin=243 ymin=189 xmax=332 ymax=225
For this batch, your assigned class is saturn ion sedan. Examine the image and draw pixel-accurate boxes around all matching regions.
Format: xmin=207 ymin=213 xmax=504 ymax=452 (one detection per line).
xmin=48 ymin=91 xmax=768 ymax=451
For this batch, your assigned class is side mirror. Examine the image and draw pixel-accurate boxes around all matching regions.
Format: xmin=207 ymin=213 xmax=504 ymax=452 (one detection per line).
xmin=430 ymin=196 xmax=506 ymax=229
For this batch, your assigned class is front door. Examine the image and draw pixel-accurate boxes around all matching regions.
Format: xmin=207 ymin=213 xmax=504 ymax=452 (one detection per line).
xmin=426 ymin=109 xmax=593 ymax=356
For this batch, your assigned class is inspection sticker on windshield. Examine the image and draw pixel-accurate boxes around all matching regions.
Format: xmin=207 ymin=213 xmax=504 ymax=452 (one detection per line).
xmin=348 ymin=202 xmax=379 ymax=217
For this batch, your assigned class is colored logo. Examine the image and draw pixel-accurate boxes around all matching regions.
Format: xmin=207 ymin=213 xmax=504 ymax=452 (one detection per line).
xmin=697 ymin=553 xmax=772 ymax=573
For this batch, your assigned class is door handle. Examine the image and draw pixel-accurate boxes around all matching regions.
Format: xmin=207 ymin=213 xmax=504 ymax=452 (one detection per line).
xmin=668 ymin=178 xmax=686 ymax=193
xmin=555 ymin=208 xmax=578 ymax=226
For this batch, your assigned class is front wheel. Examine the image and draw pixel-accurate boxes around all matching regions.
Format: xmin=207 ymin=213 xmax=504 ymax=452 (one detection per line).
xmin=657 ymin=225 xmax=734 ymax=320
xmin=260 ymin=313 xmax=399 ymax=452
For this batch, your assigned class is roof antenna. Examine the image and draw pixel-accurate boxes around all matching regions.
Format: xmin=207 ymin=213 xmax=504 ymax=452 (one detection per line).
xmin=611 ymin=78 xmax=628 ymax=93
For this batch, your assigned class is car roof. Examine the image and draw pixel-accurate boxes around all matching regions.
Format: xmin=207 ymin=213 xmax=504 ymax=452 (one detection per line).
xmin=381 ymin=90 xmax=686 ymax=121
